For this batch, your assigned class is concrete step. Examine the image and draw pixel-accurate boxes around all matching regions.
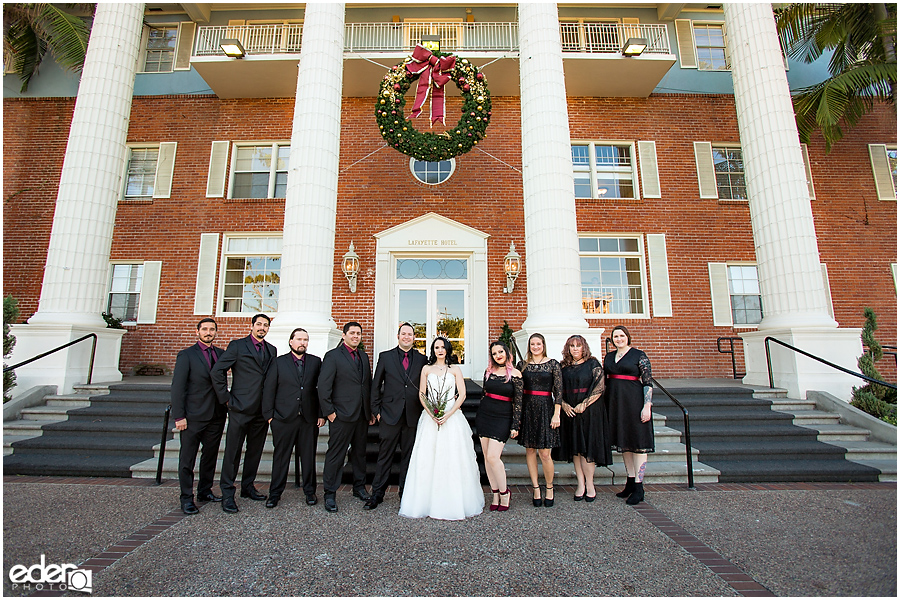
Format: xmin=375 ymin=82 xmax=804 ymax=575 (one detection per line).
xmin=18 ymin=406 xmax=74 ymax=421
xmin=45 ymin=398 xmax=92 ymax=408
xmin=844 ymin=459 xmax=897 ymax=482
xmin=823 ymin=440 xmax=898 ymax=462
xmin=799 ymin=423 xmax=872 ymax=442
xmin=4 ymin=420 xmax=51 ymax=437
xmin=770 ymin=398 xmax=818 ymax=412
xmin=3 ymin=435 xmax=37 ymax=455
xmin=787 ymin=409 xmax=843 ymax=426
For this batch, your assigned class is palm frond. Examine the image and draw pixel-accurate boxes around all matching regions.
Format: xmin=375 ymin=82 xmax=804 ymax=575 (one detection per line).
xmin=38 ymin=3 xmax=90 ymax=72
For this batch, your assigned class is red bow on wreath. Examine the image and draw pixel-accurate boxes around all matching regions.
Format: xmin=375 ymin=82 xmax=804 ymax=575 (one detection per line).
xmin=406 ymin=44 xmax=456 ymax=125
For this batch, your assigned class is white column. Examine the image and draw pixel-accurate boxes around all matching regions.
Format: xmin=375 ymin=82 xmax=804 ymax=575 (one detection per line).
xmin=724 ymin=4 xmax=861 ymax=399
xmin=269 ymin=2 xmax=345 ymax=357
xmin=515 ymin=3 xmax=599 ymax=360
xmin=9 ymin=4 xmax=142 ymax=395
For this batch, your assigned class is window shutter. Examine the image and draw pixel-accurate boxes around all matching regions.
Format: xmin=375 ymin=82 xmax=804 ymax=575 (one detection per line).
xmin=194 ymin=233 xmax=220 ymax=315
xmin=892 ymin=263 xmax=898 ymax=295
xmin=722 ymin=22 xmax=731 ymax=70
xmin=152 ymin=142 xmax=177 ymax=198
xmin=136 ymin=261 xmax=162 ymax=324
xmin=174 ymin=22 xmax=195 ymax=70
xmin=694 ymin=141 xmax=718 ymax=198
xmin=638 ymin=141 xmax=661 ymax=198
xmin=675 ymin=19 xmax=697 ymax=68
xmin=868 ymin=144 xmax=896 ymax=201
xmin=206 ymin=141 xmax=230 ymax=197
xmin=820 ymin=263 xmax=834 ymax=320
xmin=137 ymin=25 xmax=150 ymax=72
xmin=801 ymin=143 xmax=816 ymax=200
xmin=646 ymin=234 xmax=672 ymax=317
xmin=708 ymin=262 xmax=733 ymax=326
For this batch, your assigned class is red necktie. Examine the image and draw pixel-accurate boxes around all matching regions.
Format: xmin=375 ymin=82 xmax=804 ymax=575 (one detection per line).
xmin=402 ymin=351 xmax=410 ymax=371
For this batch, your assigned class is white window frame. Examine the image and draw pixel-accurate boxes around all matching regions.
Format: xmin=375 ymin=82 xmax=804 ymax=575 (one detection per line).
xmin=711 ymin=144 xmax=747 ymax=201
xmin=217 ymin=235 xmax=283 ymax=316
xmin=123 ymin=146 xmax=160 ymax=201
xmin=409 ymin=158 xmax=456 ymax=185
xmin=107 ymin=263 xmax=144 ymax=324
xmin=578 ymin=234 xmax=650 ymax=319
xmin=726 ymin=264 xmax=763 ymax=327
xmin=140 ymin=24 xmax=179 ymax=73
xmin=572 ymin=141 xmax=640 ymax=200
xmin=228 ymin=142 xmax=290 ymax=200
xmin=868 ymin=143 xmax=897 ymax=201
xmin=692 ymin=21 xmax=729 ymax=71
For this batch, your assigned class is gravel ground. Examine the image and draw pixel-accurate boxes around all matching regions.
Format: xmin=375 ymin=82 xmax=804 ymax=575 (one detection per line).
xmin=649 ymin=488 xmax=897 ymax=597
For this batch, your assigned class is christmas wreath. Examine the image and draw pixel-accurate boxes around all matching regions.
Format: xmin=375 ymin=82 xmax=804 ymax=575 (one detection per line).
xmin=375 ymin=45 xmax=492 ymax=162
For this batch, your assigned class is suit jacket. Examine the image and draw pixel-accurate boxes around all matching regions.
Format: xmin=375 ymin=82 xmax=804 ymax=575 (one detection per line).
xmin=262 ymin=352 xmax=323 ymax=423
xmin=210 ymin=334 xmax=276 ymax=415
xmin=371 ymin=346 xmax=427 ymax=427
xmin=171 ymin=342 xmax=227 ymax=423
xmin=318 ymin=344 xmax=372 ymax=423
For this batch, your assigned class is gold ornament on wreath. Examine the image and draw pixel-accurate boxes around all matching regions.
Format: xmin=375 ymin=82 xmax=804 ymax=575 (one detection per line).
xmin=375 ymin=45 xmax=492 ymax=161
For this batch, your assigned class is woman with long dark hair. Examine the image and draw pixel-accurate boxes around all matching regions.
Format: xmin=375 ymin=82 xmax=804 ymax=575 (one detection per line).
xmin=476 ymin=341 xmax=523 ymax=512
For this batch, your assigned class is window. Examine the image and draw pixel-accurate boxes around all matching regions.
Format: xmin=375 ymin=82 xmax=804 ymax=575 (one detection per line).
xmin=868 ymin=144 xmax=897 ymax=201
xmin=572 ymin=143 xmax=638 ymax=199
xmin=143 ymin=26 xmax=177 ymax=72
xmin=230 ymin=143 xmax=290 ymax=199
xmin=107 ymin=264 xmax=143 ymax=322
xmin=221 ymin=236 xmax=281 ymax=314
xmin=693 ymin=23 xmax=728 ymax=70
xmin=712 ymin=146 xmax=747 ymax=200
xmin=410 ymin=159 xmax=455 ymax=185
xmin=888 ymin=148 xmax=898 ymax=191
xmin=124 ymin=148 xmax=159 ymax=200
xmin=727 ymin=265 xmax=763 ymax=325
xmin=579 ymin=236 xmax=647 ymax=317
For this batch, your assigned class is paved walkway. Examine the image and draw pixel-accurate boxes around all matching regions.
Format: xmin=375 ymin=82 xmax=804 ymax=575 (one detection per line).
xmin=2 ymin=477 xmax=895 ymax=597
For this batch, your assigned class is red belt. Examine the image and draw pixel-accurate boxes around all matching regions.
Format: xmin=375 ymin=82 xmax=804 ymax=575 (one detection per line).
xmin=485 ymin=393 xmax=512 ymax=402
xmin=608 ymin=374 xmax=640 ymax=381
xmin=568 ymin=388 xmax=588 ymax=394
xmin=524 ymin=390 xmax=551 ymax=396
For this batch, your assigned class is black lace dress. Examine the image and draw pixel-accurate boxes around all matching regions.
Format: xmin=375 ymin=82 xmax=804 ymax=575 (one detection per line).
xmin=516 ymin=359 xmax=563 ymax=449
xmin=552 ymin=357 xmax=612 ymax=465
xmin=604 ymin=348 xmax=655 ymax=454
xmin=475 ymin=373 xmax=523 ymax=443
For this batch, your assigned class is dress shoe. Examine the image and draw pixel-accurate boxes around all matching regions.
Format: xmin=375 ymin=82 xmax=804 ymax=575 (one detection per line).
xmin=181 ymin=501 xmax=199 ymax=515
xmin=544 ymin=485 xmax=555 ymax=508
xmin=362 ymin=496 xmax=382 ymax=510
xmin=625 ymin=482 xmax=645 ymax=505
xmin=489 ymin=489 xmax=500 ymax=511
xmin=352 ymin=489 xmax=371 ymax=502
xmin=240 ymin=488 xmax=267 ymax=501
xmin=498 ymin=488 xmax=511 ymax=512
xmin=584 ymin=493 xmax=596 ymax=503
xmin=616 ymin=477 xmax=636 ymax=499
xmin=532 ymin=485 xmax=543 ymax=508
xmin=265 ymin=496 xmax=279 ymax=509
xmin=305 ymin=493 xmax=318 ymax=506
xmin=197 ymin=491 xmax=222 ymax=503
xmin=222 ymin=497 xmax=239 ymax=513
xmin=324 ymin=495 xmax=338 ymax=512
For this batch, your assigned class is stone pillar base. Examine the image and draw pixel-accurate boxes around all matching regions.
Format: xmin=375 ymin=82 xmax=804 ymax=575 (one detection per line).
xmin=268 ymin=314 xmax=342 ymax=359
xmin=514 ymin=326 xmax=607 ymax=365
xmin=8 ymin=324 xmax=126 ymax=396
xmin=740 ymin=327 xmax=863 ymax=400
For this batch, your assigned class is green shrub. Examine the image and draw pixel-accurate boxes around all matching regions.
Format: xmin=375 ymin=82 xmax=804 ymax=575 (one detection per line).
xmin=850 ymin=308 xmax=896 ymax=424
xmin=3 ymin=296 xmax=20 ymax=401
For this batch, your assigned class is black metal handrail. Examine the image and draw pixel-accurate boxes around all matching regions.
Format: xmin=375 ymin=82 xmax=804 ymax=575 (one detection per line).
xmin=765 ymin=337 xmax=897 ymax=391
xmin=867 ymin=344 xmax=897 ymax=363
xmin=716 ymin=337 xmax=747 ymax=379
xmin=2 ymin=333 xmax=98 ymax=384
xmin=651 ymin=377 xmax=695 ymax=490
xmin=156 ymin=404 xmax=172 ymax=485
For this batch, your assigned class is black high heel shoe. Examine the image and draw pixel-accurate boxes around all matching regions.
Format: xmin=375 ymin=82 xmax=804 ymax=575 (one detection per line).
xmin=543 ymin=485 xmax=554 ymax=507
xmin=532 ymin=485 xmax=542 ymax=507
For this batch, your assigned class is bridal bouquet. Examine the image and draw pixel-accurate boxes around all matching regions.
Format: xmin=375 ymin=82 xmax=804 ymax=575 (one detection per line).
xmin=420 ymin=374 xmax=454 ymax=431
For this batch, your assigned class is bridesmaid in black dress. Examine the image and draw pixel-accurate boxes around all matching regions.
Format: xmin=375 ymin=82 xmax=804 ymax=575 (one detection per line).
xmin=605 ymin=325 xmax=654 ymax=505
xmin=476 ymin=341 xmax=523 ymax=512
xmin=516 ymin=333 xmax=562 ymax=507
xmin=553 ymin=335 xmax=612 ymax=502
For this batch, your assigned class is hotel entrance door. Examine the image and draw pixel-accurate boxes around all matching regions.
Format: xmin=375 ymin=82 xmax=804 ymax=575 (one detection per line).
xmin=396 ymin=285 xmax=468 ymax=378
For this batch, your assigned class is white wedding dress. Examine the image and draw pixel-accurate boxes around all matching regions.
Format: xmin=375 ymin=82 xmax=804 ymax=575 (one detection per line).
xmin=399 ymin=371 xmax=485 ymax=520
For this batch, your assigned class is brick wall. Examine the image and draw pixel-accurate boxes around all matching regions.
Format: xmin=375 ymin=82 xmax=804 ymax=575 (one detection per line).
xmin=3 ymin=94 xmax=895 ymax=380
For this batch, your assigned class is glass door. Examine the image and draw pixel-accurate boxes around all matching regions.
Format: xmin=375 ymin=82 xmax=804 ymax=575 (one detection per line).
xmin=396 ymin=285 xmax=468 ymax=377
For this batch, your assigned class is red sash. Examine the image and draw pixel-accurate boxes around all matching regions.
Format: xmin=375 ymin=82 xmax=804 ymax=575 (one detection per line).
xmin=524 ymin=390 xmax=551 ymax=396
xmin=608 ymin=374 xmax=640 ymax=381
xmin=485 ymin=392 xmax=511 ymax=402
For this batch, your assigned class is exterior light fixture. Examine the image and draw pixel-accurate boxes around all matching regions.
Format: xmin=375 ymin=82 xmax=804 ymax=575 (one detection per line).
xmin=342 ymin=242 xmax=361 ymax=293
xmin=219 ymin=38 xmax=246 ymax=58
xmin=504 ymin=242 xmax=521 ymax=293
xmin=421 ymin=35 xmax=441 ymax=52
xmin=622 ymin=37 xmax=648 ymax=56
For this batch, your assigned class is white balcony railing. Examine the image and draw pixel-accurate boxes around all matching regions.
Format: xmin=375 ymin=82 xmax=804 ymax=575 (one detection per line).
xmin=194 ymin=21 xmax=670 ymax=57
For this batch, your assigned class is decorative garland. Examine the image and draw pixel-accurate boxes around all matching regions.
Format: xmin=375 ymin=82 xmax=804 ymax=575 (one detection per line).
xmin=375 ymin=46 xmax=492 ymax=162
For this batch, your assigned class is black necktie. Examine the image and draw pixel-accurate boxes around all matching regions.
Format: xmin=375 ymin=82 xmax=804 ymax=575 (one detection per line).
xmin=296 ymin=357 xmax=304 ymax=382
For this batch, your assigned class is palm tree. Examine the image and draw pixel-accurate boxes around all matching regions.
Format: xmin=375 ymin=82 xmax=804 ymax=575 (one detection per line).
xmin=775 ymin=3 xmax=897 ymax=152
xmin=3 ymin=3 xmax=93 ymax=93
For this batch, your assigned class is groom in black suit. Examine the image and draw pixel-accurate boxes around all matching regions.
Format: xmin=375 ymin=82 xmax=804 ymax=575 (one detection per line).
xmin=319 ymin=321 xmax=375 ymax=512
xmin=262 ymin=327 xmax=324 ymax=508
xmin=211 ymin=313 xmax=276 ymax=513
xmin=364 ymin=322 xmax=427 ymax=510
xmin=171 ymin=318 xmax=227 ymax=515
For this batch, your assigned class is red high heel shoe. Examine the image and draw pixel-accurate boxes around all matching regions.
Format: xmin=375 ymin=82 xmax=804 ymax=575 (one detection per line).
xmin=489 ymin=489 xmax=500 ymax=511
xmin=498 ymin=489 xmax=511 ymax=512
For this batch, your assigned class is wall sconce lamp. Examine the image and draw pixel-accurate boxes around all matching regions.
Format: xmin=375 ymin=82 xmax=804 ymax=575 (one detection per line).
xmin=622 ymin=37 xmax=648 ymax=57
xmin=219 ymin=38 xmax=246 ymax=58
xmin=504 ymin=242 xmax=521 ymax=293
xmin=342 ymin=242 xmax=361 ymax=293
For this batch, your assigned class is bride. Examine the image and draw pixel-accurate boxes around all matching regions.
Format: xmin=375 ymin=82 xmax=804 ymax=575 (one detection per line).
xmin=399 ymin=337 xmax=484 ymax=520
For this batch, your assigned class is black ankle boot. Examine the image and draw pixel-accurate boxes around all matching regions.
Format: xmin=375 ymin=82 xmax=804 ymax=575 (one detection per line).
xmin=626 ymin=482 xmax=645 ymax=505
xmin=616 ymin=477 xmax=635 ymax=498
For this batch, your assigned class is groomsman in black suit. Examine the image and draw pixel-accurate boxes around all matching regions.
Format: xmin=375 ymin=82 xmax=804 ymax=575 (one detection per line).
xmin=319 ymin=321 xmax=375 ymax=512
xmin=365 ymin=322 xmax=427 ymax=510
xmin=171 ymin=318 xmax=227 ymax=515
xmin=262 ymin=328 xmax=324 ymax=508
xmin=211 ymin=313 xmax=276 ymax=513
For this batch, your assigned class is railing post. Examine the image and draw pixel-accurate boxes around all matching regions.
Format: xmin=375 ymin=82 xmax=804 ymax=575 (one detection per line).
xmin=87 ymin=334 xmax=97 ymax=385
xmin=156 ymin=404 xmax=172 ymax=485
xmin=765 ymin=337 xmax=774 ymax=389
